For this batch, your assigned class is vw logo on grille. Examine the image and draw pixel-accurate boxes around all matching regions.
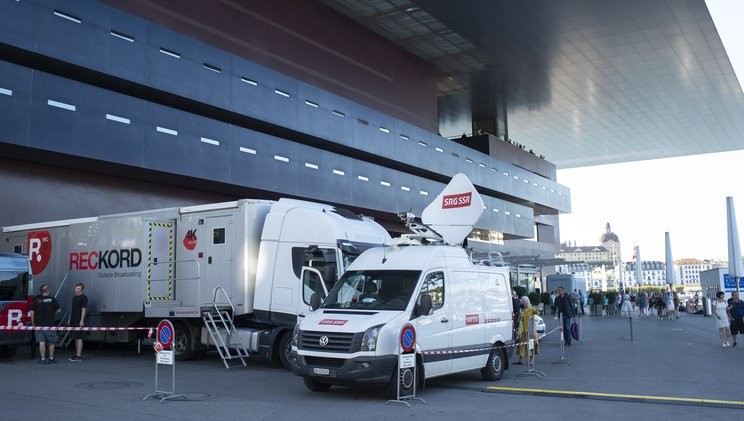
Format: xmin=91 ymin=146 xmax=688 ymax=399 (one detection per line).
xmin=319 ymin=335 xmax=329 ymax=347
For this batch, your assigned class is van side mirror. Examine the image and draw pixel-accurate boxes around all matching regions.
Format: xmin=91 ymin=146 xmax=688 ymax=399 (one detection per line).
xmin=417 ymin=294 xmax=433 ymax=316
xmin=310 ymin=293 xmax=321 ymax=311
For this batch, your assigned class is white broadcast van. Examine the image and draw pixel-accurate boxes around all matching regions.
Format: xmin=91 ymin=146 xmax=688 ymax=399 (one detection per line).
xmin=2 ymin=198 xmax=390 ymax=368
xmin=290 ymin=174 xmax=515 ymax=393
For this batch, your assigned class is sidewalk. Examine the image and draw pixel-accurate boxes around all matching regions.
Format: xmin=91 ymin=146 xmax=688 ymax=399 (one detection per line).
xmin=495 ymin=310 xmax=741 ymax=402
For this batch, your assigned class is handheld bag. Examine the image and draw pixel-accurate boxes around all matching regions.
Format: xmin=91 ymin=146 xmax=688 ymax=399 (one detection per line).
xmin=570 ymin=321 xmax=579 ymax=341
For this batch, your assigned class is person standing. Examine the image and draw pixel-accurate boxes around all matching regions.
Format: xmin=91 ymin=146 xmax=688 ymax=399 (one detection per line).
xmin=555 ymin=287 xmax=575 ymax=346
xmin=664 ymin=287 xmax=675 ymax=320
xmin=578 ymin=290 xmax=586 ymax=315
xmin=727 ymin=292 xmax=744 ymax=347
xmin=512 ymin=290 xmax=523 ymax=332
xmin=638 ymin=290 xmax=648 ymax=317
xmin=68 ymin=283 xmax=88 ymax=362
xmin=712 ymin=291 xmax=731 ymax=347
xmin=30 ymin=285 xmax=60 ymax=364
xmin=515 ymin=296 xmax=539 ymax=364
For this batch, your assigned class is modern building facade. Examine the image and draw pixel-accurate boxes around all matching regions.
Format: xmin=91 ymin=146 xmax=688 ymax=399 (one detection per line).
xmin=0 ymin=0 xmax=570 ymax=260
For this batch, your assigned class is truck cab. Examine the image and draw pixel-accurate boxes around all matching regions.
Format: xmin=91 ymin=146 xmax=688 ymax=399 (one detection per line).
xmin=0 ymin=253 xmax=32 ymax=358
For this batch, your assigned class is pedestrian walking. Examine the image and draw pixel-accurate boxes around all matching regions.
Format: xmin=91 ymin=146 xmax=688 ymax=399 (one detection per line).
xmin=555 ymin=287 xmax=575 ymax=346
xmin=68 ymin=282 xmax=88 ymax=362
xmin=727 ymin=292 xmax=744 ymax=347
xmin=712 ymin=291 xmax=731 ymax=347
xmin=578 ymin=290 xmax=586 ymax=315
xmin=664 ymin=287 xmax=675 ymax=320
xmin=30 ymin=285 xmax=60 ymax=364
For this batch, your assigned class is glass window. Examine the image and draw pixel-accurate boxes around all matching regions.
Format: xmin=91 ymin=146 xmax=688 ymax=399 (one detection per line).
xmin=302 ymin=269 xmax=326 ymax=305
xmin=291 ymin=246 xmax=338 ymax=292
xmin=0 ymin=271 xmax=28 ymax=301
xmin=418 ymin=271 xmax=445 ymax=311
xmin=213 ymin=228 xmax=226 ymax=245
xmin=322 ymin=270 xmax=421 ymax=311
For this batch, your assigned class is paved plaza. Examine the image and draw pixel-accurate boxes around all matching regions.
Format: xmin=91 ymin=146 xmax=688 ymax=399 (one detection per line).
xmin=1 ymin=311 xmax=742 ymax=420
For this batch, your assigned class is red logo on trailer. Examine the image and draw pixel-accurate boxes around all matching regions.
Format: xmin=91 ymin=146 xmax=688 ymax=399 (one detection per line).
xmin=441 ymin=192 xmax=472 ymax=209
xmin=27 ymin=231 xmax=52 ymax=274
xmin=183 ymin=229 xmax=198 ymax=251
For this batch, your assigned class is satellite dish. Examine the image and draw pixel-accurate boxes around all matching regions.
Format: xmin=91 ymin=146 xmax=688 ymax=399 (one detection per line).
xmin=421 ymin=173 xmax=484 ymax=245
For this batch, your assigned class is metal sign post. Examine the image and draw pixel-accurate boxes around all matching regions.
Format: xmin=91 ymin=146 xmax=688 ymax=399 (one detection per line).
xmin=520 ymin=316 xmax=545 ymax=377
xmin=552 ymin=314 xmax=573 ymax=365
xmin=143 ymin=320 xmax=186 ymax=403
xmin=386 ymin=324 xmax=427 ymax=407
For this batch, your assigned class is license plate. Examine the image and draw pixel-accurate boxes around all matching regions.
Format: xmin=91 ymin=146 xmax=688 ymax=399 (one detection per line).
xmin=313 ymin=368 xmax=330 ymax=376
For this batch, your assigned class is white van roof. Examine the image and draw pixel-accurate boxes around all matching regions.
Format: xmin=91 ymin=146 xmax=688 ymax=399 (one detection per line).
xmin=348 ymin=245 xmax=474 ymax=272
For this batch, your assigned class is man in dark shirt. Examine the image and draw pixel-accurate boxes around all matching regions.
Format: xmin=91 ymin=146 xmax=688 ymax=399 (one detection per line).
xmin=727 ymin=292 xmax=744 ymax=347
xmin=68 ymin=283 xmax=88 ymax=362
xmin=554 ymin=286 xmax=575 ymax=346
xmin=30 ymin=285 xmax=60 ymax=364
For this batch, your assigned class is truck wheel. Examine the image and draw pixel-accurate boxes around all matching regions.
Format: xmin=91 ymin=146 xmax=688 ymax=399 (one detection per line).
xmin=278 ymin=331 xmax=292 ymax=370
xmin=0 ymin=345 xmax=17 ymax=359
xmin=481 ymin=347 xmax=504 ymax=381
xmin=303 ymin=376 xmax=331 ymax=392
xmin=173 ymin=322 xmax=196 ymax=361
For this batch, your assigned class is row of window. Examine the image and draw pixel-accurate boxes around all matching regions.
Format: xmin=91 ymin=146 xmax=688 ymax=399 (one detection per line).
xmin=0 ymin=89 xmax=535 ymax=219
xmin=40 ymin=5 xmax=565 ymax=199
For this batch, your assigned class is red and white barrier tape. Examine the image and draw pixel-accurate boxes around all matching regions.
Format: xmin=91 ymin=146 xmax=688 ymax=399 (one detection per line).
xmin=421 ymin=326 xmax=561 ymax=356
xmin=0 ymin=325 xmax=150 ymax=331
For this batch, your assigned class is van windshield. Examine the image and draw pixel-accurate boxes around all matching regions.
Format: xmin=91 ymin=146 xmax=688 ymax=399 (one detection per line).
xmin=321 ymin=270 xmax=421 ymax=311
xmin=0 ymin=271 xmax=28 ymax=301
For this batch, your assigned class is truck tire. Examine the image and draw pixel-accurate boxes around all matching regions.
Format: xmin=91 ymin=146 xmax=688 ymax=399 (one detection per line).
xmin=0 ymin=345 xmax=17 ymax=359
xmin=480 ymin=347 xmax=504 ymax=381
xmin=278 ymin=331 xmax=292 ymax=370
xmin=303 ymin=376 xmax=332 ymax=392
xmin=173 ymin=322 xmax=196 ymax=361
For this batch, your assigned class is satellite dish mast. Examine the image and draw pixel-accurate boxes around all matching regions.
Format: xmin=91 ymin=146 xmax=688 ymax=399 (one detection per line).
xmin=421 ymin=173 xmax=485 ymax=246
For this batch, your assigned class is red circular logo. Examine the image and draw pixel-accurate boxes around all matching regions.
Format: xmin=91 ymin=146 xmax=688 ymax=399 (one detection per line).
xmin=183 ymin=229 xmax=198 ymax=251
xmin=27 ymin=231 xmax=52 ymax=274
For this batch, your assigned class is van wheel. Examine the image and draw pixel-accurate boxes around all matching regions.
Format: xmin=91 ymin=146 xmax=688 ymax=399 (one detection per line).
xmin=303 ymin=376 xmax=332 ymax=392
xmin=173 ymin=322 xmax=196 ymax=361
xmin=481 ymin=348 xmax=504 ymax=381
xmin=386 ymin=363 xmax=416 ymax=399
xmin=0 ymin=345 xmax=17 ymax=359
xmin=278 ymin=331 xmax=292 ymax=370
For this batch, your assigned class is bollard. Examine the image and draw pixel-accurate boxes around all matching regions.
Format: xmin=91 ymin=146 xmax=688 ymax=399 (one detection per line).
xmin=552 ymin=314 xmax=573 ymax=365
xmin=629 ymin=313 xmax=634 ymax=343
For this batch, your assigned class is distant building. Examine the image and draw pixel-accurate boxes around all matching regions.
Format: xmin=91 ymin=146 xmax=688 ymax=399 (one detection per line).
xmin=625 ymin=261 xmax=667 ymax=286
xmin=558 ymin=222 xmax=620 ymax=264
xmin=674 ymin=259 xmax=718 ymax=286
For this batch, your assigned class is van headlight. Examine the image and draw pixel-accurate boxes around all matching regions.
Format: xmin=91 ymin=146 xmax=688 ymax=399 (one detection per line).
xmin=361 ymin=324 xmax=384 ymax=351
xmin=292 ymin=324 xmax=300 ymax=347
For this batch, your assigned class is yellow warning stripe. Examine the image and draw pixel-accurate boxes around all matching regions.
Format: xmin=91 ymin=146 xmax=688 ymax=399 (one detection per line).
xmin=485 ymin=386 xmax=744 ymax=407
xmin=147 ymin=222 xmax=175 ymax=301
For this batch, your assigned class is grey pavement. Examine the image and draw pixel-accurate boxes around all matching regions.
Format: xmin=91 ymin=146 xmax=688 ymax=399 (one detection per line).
xmin=1 ymin=310 xmax=742 ymax=420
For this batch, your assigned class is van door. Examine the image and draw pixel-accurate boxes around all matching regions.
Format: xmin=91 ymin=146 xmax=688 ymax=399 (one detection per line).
xmin=413 ymin=271 xmax=452 ymax=377
xmin=449 ymin=270 xmax=486 ymax=373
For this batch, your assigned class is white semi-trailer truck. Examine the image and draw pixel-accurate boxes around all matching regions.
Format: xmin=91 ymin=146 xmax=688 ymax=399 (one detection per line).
xmin=2 ymin=198 xmax=390 ymax=368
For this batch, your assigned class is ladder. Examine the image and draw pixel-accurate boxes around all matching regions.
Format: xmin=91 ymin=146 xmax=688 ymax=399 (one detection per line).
xmin=57 ymin=311 xmax=73 ymax=349
xmin=202 ymin=287 xmax=250 ymax=369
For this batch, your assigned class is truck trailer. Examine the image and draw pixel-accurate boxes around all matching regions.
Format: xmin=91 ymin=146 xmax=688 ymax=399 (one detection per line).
xmin=2 ymin=198 xmax=390 ymax=367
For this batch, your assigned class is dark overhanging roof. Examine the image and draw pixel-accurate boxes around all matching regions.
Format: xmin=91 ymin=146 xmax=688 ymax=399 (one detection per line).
xmin=323 ymin=0 xmax=744 ymax=169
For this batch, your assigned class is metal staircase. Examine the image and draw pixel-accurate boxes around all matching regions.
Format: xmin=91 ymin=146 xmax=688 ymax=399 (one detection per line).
xmin=202 ymin=287 xmax=249 ymax=369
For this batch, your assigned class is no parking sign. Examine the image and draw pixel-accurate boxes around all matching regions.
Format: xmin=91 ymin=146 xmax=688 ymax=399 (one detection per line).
xmin=158 ymin=320 xmax=175 ymax=350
